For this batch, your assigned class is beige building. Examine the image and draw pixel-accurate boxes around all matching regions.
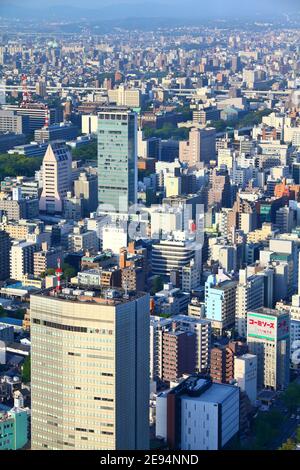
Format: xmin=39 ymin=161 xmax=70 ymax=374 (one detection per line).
xmin=33 ymin=243 xmax=63 ymax=277
xmin=0 ymin=219 xmax=46 ymax=242
xmin=74 ymin=172 xmax=98 ymax=217
xmin=165 ymin=175 xmax=181 ymax=197
xmin=218 ymin=148 xmax=233 ymax=169
xmin=81 ymin=115 xmax=98 ymax=134
xmin=246 ymin=223 xmax=275 ymax=244
xmin=31 ymin=289 xmax=150 ymax=450
xmin=108 ymin=86 xmax=141 ymax=108
xmin=179 ymin=127 xmax=216 ymax=166
xmin=39 ymin=142 xmax=72 ymax=214
xmin=0 ymin=220 xmax=29 ymax=240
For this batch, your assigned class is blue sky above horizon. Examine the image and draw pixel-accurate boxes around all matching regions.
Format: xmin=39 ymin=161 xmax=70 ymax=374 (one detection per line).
xmin=0 ymin=0 xmax=299 ymax=20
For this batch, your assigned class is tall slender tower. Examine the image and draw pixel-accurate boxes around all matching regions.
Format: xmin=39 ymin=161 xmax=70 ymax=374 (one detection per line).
xmin=31 ymin=288 xmax=150 ymax=450
xmin=97 ymin=106 xmax=137 ymax=214
xmin=39 ymin=142 xmax=72 ymax=214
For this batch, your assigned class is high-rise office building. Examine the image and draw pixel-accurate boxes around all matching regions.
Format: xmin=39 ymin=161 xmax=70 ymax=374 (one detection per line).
xmin=162 ymin=326 xmax=196 ymax=383
xmin=235 ymin=269 xmax=264 ymax=338
xmin=34 ymin=123 xmax=79 ymax=144
xmin=74 ymin=172 xmax=98 ymax=217
xmin=179 ymin=127 xmax=216 ymax=167
xmin=0 ymin=230 xmax=11 ymax=281
xmin=108 ymin=86 xmax=141 ymax=108
xmin=3 ymin=104 xmax=59 ymax=132
xmin=210 ymin=341 xmax=248 ymax=384
xmin=156 ymin=375 xmax=239 ymax=450
xmin=10 ymin=240 xmax=37 ymax=281
xmin=150 ymin=315 xmax=211 ymax=384
xmin=39 ymin=142 xmax=72 ymax=214
xmin=205 ymin=272 xmax=237 ymax=334
xmin=231 ymin=56 xmax=242 ymax=73
xmin=35 ymin=79 xmax=47 ymax=98
xmin=0 ymin=109 xmax=30 ymax=135
xmin=31 ymin=288 xmax=150 ymax=450
xmin=208 ymin=168 xmax=232 ymax=209
xmin=152 ymin=239 xmax=196 ymax=279
xmin=247 ymin=308 xmax=290 ymax=390
xmin=97 ymin=106 xmax=137 ymax=213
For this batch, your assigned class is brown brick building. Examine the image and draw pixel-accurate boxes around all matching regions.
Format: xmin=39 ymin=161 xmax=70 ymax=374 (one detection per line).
xmin=210 ymin=341 xmax=248 ymax=384
xmin=162 ymin=324 xmax=196 ymax=383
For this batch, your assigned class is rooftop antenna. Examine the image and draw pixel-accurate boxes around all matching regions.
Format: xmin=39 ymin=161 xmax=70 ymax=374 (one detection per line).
xmin=21 ymin=74 xmax=29 ymax=108
xmin=55 ymin=258 xmax=63 ymax=293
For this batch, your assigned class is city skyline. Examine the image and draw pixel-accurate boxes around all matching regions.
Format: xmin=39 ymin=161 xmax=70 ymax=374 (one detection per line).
xmin=1 ymin=0 xmax=300 ymax=457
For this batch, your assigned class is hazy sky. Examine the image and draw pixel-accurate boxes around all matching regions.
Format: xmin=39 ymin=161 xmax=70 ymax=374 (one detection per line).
xmin=1 ymin=0 xmax=299 ymax=19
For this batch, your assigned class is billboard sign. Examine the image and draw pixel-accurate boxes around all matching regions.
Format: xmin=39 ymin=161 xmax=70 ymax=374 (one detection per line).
xmin=248 ymin=313 xmax=276 ymax=341
xmin=247 ymin=312 xmax=290 ymax=341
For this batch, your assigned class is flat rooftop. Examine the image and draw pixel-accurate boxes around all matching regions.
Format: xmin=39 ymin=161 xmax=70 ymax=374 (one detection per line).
xmin=0 ymin=317 xmax=23 ymax=326
xmin=250 ymin=307 xmax=286 ymax=318
xmin=33 ymin=286 xmax=147 ymax=306
xmin=183 ymin=382 xmax=237 ymax=403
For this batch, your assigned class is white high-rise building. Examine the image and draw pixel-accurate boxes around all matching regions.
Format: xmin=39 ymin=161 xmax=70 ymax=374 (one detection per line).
xmin=235 ymin=269 xmax=264 ymax=338
xmin=39 ymin=142 xmax=72 ymax=214
xmin=150 ymin=207 xmax=183 ymax=239
xmin=182 ymin=260 xmax=201 ymax=291
xmin=31 ymin=289 xmax=150 ymax=450
xmin=234 ymin=354 xmax=257 ymax=404
xmin=10 ymin=241 xmax=37 ymax=281
xmin=219 ymin=246 xmax=237 ymax=274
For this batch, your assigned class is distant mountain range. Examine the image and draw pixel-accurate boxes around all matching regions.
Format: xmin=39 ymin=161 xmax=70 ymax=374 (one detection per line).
xmin=0 ymin=1 xmax=299 ymax=21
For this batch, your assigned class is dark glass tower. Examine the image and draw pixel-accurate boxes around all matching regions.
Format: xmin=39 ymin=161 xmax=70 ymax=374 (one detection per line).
xmin=97 ymin=106 xmax=137 ymax=213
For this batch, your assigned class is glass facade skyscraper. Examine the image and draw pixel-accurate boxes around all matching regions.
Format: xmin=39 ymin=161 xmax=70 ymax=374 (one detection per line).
xmin=97 ymin=106 xmax=137 ymax=214
xmin=31 ymin=289 xmax=150 ymax=450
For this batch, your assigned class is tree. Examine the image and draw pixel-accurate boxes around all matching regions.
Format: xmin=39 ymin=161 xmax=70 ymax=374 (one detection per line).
xmin=22 ymin=356 xmax=31 ymax=384
xmin=0 ymin=153 xmax=43 ymax=178
xmin=151 ymin=276 xmax=164 ymax=294
xmin=282 ymin=383 xmax=300 ymax=412
xmin=62 ymin=263 xmax=76 ymax=281
xmin=296 ymin=427 xmax=300 ymax=444
xmin=143 ymin=122 xmax=189 ymax=141
xmin=279 ymin=438 xmax=296 ymax=450
xmin=252 ymin=410 xmax=283 ymax=449
xmin=44 ymin=268 xmax=56 ymax=277
xmin=71 ymin=141 xmax=97 ymax=161
xmin=0 ymin=306 xmax=5 ymax=318
xmin=12 ymin=309 xmax=26 ymax=320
